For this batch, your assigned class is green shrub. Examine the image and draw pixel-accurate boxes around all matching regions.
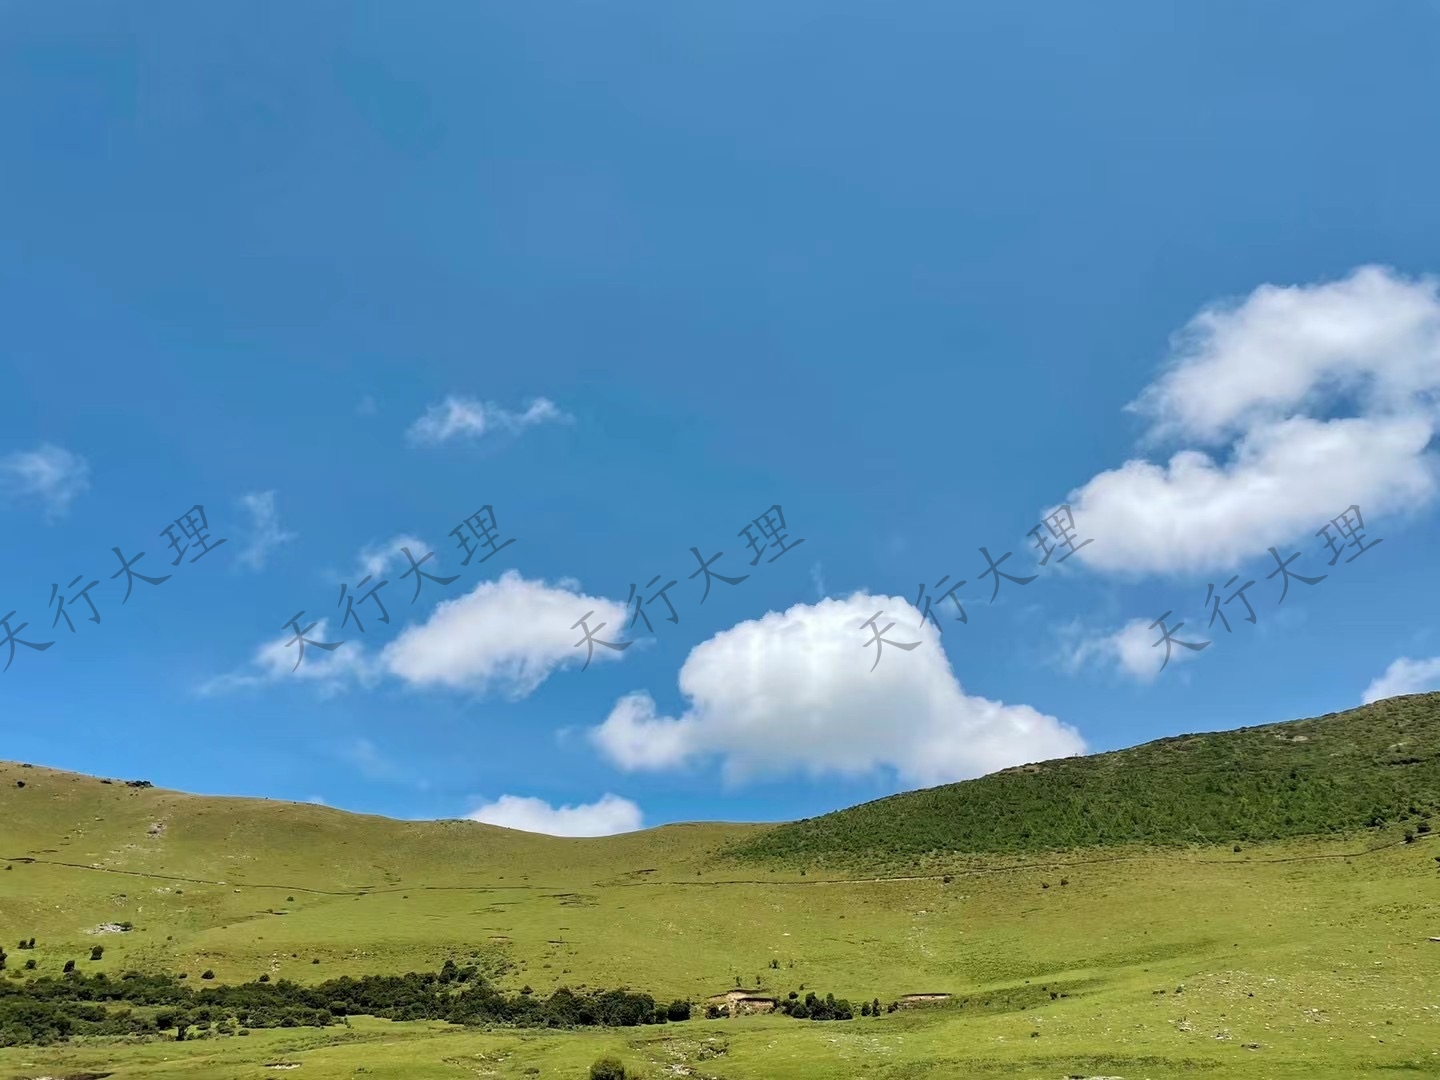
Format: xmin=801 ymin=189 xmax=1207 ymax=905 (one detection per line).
xmin=589 ymin=1056 xmax=626 ymax=1080
xmin=89 ymin=946 xmax=104 ymax=961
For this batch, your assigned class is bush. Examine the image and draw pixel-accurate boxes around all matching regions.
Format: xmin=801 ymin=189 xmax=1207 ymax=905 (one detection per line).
xmin=24 ymin=959 xmax=36 ymax=970
xmin=590 ymin=1056 xmax=626 ymax=1080
xmin=258 ymin=974 xmax=270 ymax=983
xmin=666 ymin=999 xmax=692 ymax=1021
xmin=62 ymin=961 xmax=76 ymax=974
xmin=201 ymin=970 xmax=215 ymax=980
xmin=89 ymin=946 xmax=104 ymax=961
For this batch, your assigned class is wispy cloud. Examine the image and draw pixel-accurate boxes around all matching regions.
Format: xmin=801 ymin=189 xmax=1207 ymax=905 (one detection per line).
xmin=1362 ymin=655 xmax=1440 ymax=704
xmin=337 ymin=737 xmax=416 ymax=785
xmin=356 ymin=395 xmax=378 ymax=417
xmin=810 ymin=562 xmax=827 ymax=600
xmin=0 ymin=443 xmax=90 ymax=520
xmin=467 ymin=793 xmax=643 ymax=837
xmin=406 ymin=395 xmax=573 ymax=446
xmin=353 ymin=534 xmax=430 ymax=580
xmin=1056 ymin=615 xmax=1205 ymax=683
xmin=195 ymin=617 xmax=380 ymax=698
xmin=235 ymin=491 xmax=298 ymax=572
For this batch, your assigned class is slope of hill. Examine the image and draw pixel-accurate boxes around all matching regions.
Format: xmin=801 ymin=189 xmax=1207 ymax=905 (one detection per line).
xmin=2 ymin=698 xmax=1439 ymax=1078
xmin=726 ymin=693 xmax=1440 ymax=868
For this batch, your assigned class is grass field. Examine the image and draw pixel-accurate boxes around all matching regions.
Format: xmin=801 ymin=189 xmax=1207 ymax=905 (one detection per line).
xmin=3 ymin=698 xmax=1439 ymax=1078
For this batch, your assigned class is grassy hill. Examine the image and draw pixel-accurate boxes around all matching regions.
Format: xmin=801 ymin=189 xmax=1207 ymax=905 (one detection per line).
xmin=726 ymin=692 xmax=1440 ymax=869
xmin=1 ymin=695 xmax=1438 ymax=1079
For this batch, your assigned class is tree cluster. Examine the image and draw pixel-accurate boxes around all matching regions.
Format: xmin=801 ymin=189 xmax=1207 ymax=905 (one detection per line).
xmin=0 ymin=964 xmax=692 ymax=1047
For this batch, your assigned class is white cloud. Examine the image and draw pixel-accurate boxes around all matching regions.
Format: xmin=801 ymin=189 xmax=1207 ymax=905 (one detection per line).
xmin=382 ymin=570 xmax=633 ymax=696
xmin=200 ymin=570 xmax=630 ymax=701
xmin=235 ymin=491 xmax=298 ymax=572
xmin=1058 ymin=616 xmax=1206 ymax=683
xmin=406 ymin=395 xmax=573 ymax=446
xmin=1362 ymin=655 xmax=1440 ymax=704
xmin=1063 ymin=266 xmax=1440 ymax=576
xmin=467 ymin=793 xmax=643 ymax=837
xmin=0 ymin=443 xmax=90 ymax=520
xmin=195 ymin=618 xmax=379 ymax=698
xmin=589 ymin=593 xmax=1086 ymax=788
xmin=354 ymin=535 xmax=429 ymax=580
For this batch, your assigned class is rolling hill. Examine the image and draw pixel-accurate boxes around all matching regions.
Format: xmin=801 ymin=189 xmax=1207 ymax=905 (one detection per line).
xmin=1 ymin=694 xmax=1438 ymax=1079
xmin=727 ymin=692 xmax=1440 ymax=868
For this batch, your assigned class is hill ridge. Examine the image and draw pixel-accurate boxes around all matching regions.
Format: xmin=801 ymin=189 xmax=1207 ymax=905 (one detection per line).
xmin=724 ymin=692 xmax=1440 ymax=868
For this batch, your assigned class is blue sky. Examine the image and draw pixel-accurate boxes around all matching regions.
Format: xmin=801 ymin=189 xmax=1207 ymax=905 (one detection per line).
xmin=4 ymin=2 xmax=1440 ymax=835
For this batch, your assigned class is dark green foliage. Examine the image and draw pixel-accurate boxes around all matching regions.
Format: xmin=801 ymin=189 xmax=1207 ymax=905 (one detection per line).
xmin=61 ymin=961 xmax=75 ymax=974
xmin=201 ymin=970 xmax=215 ymax=980
xmin=728 ymin=694 xmax=1440 ymax=866
xmin=665 ymin=999 xmax=692 ymax=1021
xmin=89 ymin=947 xmax=103 ymax=961
xmin=779 ymin=990 xmax=853 ymax=1020
xmin=0 ymin=967 xmax=677 ymax=1047
xmin=589 ymin=1057 xmax=626 ymax=1080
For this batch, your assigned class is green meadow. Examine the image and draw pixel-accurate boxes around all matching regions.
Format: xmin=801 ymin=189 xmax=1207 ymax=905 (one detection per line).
xmin=2 ymin=694 xmax=1438 ymax=1078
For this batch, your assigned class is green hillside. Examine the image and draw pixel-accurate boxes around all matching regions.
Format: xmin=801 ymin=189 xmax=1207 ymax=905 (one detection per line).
xmin=1 ymin=696 xmax=1438 ymax=1079
xmin=727 ymin=693 xmax=1440 ymax=868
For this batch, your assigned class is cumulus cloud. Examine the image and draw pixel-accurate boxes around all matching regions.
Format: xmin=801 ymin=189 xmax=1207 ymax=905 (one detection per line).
xmin=200 ymin=570 xmax=632 ymax=701
xmin=235 ymin=491 xmax=298 ymax=571
xmin=1062 ymin=266 xmax=1440 ymax=576
xmin=1362 ymin=655 xmax=1440 ymax=704
xmin=589 ymin=593 xmax=1086 ymax=788
xmin=195 ymin=618 xmax=379 ymax=698
xmin=406 ymin=395 xmax=573 ymax=446
xmin=0 ymin=443 xmax=90 ymax=519
xmin=382 ymin=570 xmax=634 ymax=696
xmin=467 ymin=793 xmax=643 ymax=837
xmin=1058 ymin=616 xmax=1206 ymax=683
